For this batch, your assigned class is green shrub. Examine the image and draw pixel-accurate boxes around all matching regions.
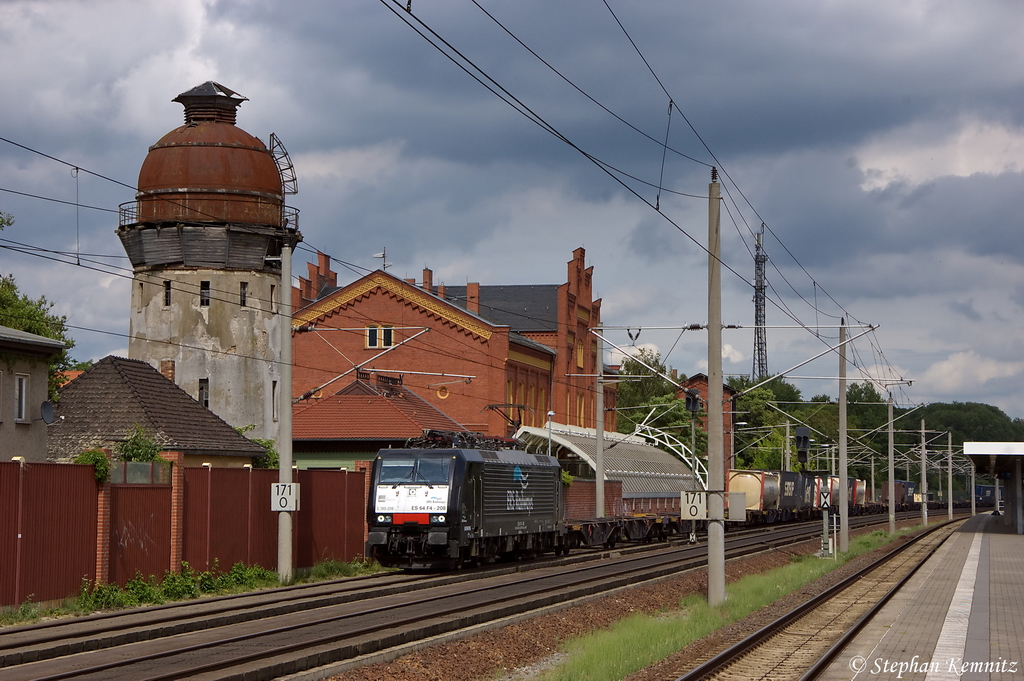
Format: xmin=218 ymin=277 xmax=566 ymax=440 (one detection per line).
xmin=124 ymin=572 xmax=163 ymax=605
xmin=74 ymin=449 xmax=110 ymax=483
xmin=115 ymin=424 xmax=161 ymax=462
xmin=78 ymin=579 xmax=136 ymax=610
xmin=159 ymin=562 xmax=200 ymax=601
xmin=306 ymin=556 xmax=386 ymax=582
xmin=0 ymin=598 xmax=40 ymax=626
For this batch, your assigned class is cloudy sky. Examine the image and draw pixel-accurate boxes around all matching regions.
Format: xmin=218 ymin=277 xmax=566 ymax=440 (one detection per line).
xmin=2 ymin=1 xmax=1023 ymax=417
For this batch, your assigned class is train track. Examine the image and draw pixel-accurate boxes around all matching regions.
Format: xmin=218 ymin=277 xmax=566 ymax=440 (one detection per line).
xmin=0 ymin=512 xmax=953 ymax=680
xmin=674 ymin=518 xmax=962 ymax=681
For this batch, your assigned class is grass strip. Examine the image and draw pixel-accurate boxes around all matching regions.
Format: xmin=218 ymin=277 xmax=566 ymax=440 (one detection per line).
xmin=538 ymin=527 xmax=918 ymax=681
xmin=0 ymin=557 xmax=386 ymax=627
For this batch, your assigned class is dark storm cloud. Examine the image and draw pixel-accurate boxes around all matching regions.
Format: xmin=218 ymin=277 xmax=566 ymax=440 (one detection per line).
xmin=3 ymin=0 xmax=1024 ymax=414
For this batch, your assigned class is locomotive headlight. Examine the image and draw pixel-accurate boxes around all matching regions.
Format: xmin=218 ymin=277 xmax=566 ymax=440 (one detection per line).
xmin=431 ymin=514 xmax=446 ymax=524
xmin=377 ymin=514 xmax=392 ymax=524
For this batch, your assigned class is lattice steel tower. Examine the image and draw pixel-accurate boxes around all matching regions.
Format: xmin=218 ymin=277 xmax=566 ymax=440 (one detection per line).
xmin=752 ymin=223 xmax=768 ymax=379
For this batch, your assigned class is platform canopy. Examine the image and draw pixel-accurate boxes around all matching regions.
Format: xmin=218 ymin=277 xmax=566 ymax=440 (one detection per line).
xmin=964 ymin=442 xmax=1024 ymax=477
xmin=515 ymin=424 xmax=700 ymax=496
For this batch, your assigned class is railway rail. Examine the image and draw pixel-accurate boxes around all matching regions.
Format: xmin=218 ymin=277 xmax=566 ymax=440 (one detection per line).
xmin=0 ymin=512 xmax=950 ymax=681
xmin=674 ymin=518 xmax=962 ymax=680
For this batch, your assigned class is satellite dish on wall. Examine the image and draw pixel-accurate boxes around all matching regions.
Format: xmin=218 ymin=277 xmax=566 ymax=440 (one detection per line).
xmin=40 ymin=401 xmax=55 ymax=424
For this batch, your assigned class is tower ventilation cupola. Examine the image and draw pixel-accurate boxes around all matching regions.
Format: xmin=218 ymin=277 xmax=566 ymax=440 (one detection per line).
xmin=173 ymin=81 xmax=248 ymax=126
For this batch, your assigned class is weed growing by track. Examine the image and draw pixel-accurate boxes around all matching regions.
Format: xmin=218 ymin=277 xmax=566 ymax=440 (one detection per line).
xmin=0 ymin=557 xmax=386 ymax=627
xmin=538 ymin=527 xmax=919 ymax=681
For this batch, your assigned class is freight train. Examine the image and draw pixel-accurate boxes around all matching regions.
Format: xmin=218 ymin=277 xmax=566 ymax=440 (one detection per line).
xmin=365 ymin=431 xmax=976 ymax=569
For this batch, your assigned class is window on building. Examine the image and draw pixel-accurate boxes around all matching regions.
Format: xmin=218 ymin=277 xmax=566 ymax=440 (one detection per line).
xmin=200 ymin=281 xmax=211 ymax=307
xmin=576 ymin=340 xmax=584 ymax=369
xmin=239 ymin=281 xmax=248 ymax=308
xmin=366 ymin=325 xmax=394 ymax=348
xmin=15 ymin=374 xmax=28 ymax=422
xmin=272 ymin=380 xmax=279 ymax=422
xmin=164 ymin=280 xmax=171 ymax=307
xmin=270 ymin=285 xmax=277 ymax=313
xmin=198 ymin=378 xmax=210 ymax=408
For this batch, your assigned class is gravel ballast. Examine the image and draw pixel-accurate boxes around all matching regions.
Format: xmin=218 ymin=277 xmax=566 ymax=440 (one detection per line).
xmin=328 ymin=519 xmax=933 ymax=681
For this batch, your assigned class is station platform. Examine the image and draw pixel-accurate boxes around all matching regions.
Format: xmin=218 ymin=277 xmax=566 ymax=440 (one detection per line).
xmin=821 ymin=513 xmax=1023 ymax=680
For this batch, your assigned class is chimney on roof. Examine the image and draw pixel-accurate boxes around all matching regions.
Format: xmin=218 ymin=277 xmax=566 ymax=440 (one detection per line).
xmin=173 ymin=81 xmax=247 ymax=126
xmin=467 ymin=282 xmax=480 ymax=314
xmin=437 ymin=283 xmax=446 ymax=299
xmin=160 ymin=360 xmax=175 ymax=382
xmin=422 ymin=268 xmax=432 ymax=293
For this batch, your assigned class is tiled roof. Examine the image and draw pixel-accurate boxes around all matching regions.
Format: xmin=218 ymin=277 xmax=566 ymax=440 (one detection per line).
xmin=47 ymin=355 xmax=267 ymax=459
xmin=510 ymin=331 xmax=556 ymax=356
xmin=443 ymin=284 xmax=559 ymax=332
xmin=293 ymin=380 xmax=465 ymax=441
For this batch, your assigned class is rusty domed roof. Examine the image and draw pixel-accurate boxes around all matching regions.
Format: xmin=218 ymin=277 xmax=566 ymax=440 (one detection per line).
xmin=136 ymin=82 xmax=282 ymax=208
xmin=137 ymin=124 xmax=283 ymax=199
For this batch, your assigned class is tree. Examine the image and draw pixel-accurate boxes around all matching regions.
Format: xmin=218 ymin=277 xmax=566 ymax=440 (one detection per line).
xmin=1 ymin=214 xmax=78 ymax=400
xmin=115 ymin=424 xmax=162 ymax=462
xmin=615 ymin=348 xmax=677 ymax=409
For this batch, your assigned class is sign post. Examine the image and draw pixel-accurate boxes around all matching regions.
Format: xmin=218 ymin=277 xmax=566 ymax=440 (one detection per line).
xmin=819 ymin=480 xmax=831 ymax=557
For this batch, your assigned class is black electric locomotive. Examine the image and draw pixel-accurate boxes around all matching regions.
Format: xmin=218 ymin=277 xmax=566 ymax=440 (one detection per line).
xmin=365 ymin=444 xmax=566 ymax=569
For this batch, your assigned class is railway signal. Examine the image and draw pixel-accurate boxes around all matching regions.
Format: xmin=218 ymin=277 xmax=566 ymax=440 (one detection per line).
xmin=796 ymin=427 xmax=810 ymax=464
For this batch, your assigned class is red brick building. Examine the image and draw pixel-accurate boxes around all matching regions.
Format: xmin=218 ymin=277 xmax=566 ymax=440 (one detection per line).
xmin=679 ymin=373 xmax=739 ymax=468
xmin=291 ymin=248 xmax=615 ymax=439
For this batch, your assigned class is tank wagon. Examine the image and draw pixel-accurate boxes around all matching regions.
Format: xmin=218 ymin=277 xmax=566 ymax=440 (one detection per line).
xmin=365 ymin=443 xmax=565 ymax=569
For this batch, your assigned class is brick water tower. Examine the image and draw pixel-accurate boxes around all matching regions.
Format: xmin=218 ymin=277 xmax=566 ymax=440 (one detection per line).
xmin=117 ymin=81 xmax=301 ymax=441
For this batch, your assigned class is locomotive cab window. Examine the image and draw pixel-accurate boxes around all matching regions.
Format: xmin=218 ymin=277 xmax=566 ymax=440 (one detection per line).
xmin=379 ymin=456 xmax=452 ymax=486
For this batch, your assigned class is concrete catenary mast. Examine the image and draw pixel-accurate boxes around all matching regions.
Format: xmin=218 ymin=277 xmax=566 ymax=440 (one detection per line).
xmin=117 ymin=82 xmax=301 ymax=441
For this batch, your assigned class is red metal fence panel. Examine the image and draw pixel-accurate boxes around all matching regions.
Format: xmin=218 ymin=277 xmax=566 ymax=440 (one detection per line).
xmin=295 ymin=470 xmax=366 ymax=566
xmin=183 ymin=467 xmax=252 ymax=572
xmin=0 ymin=462 xmax=97 ymax=606
xmin=0 ymin=462 xmax=19 ymax=607
xmin=208 ymin=468 xmax=252 ymax=570
xmin=109 ymin=485 xmax=171 ymax=586
xmin=248 ymin=468 xmax=280 ymax=570
xmin=182 ymin=467 xmax=210 ymax=571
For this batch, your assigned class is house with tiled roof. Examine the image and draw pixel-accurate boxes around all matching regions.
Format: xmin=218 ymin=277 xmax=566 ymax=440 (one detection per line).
xmin=292 ymin=247 xmax=616 ymax=441
xmin=0 ymin=324 xmax=67 ymax=463
xmin=292 ymin=374 xmax=467 ymax=469
xmin=47 ymin=355 xmax=267 ymax=466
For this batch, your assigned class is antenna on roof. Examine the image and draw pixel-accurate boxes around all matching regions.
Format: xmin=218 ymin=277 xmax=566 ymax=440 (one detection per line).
xmin=373 ymin=248 xmax=392 ymax=271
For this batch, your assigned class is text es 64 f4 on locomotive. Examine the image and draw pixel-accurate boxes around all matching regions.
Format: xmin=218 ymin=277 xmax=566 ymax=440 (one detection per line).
xmin=365 ymin=447 xmax=567 ymax=569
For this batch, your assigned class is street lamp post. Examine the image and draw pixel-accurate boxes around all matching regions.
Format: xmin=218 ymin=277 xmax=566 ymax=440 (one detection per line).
xmin=547 ymin=411 xmax=555 ymax=457
xmin=730 ymin=421 xmax=747 ymax=469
